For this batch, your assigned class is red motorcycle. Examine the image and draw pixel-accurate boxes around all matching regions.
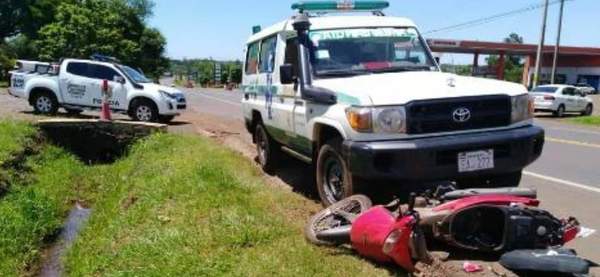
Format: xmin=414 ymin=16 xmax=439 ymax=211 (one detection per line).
xmin=305 ymin=187 xmax=581 ymax=272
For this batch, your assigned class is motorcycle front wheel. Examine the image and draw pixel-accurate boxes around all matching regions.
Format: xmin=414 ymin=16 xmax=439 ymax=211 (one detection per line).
xmin=304 ymin=195 xmax=372 ymax=246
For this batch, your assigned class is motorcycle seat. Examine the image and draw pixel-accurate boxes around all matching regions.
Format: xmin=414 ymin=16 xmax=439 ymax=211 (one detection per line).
xmin=441 ymin=187 xmax=537 ymax=201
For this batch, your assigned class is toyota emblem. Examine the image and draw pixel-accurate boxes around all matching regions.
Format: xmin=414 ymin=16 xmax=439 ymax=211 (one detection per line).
xmin=452 ymin=107 xmax=471 ymax=123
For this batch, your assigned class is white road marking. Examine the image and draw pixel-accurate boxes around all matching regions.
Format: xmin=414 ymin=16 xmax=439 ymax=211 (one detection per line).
xmin=196 ymin=92 xmax=242 ymax=106
xmin=546 ymin=137 xmax=600 ymax=149
xmin=523 ymin=171 xmax=600 ymax=194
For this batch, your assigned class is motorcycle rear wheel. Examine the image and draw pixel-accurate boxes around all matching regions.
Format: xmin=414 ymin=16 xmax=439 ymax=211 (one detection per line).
xmin=304 ymin=195 xmax=372 ymax=246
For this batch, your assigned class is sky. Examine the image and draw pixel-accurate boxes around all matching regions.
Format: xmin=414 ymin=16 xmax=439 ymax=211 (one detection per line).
xmin=149 ymin=0 xmax=599 ymax=64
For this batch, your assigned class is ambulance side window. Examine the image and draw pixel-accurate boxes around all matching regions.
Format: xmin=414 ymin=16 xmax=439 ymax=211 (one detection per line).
xmin=245 ymin=42 xmax=260 ymax=75
xmin=259 ymin=36 xmax=277 ymax=73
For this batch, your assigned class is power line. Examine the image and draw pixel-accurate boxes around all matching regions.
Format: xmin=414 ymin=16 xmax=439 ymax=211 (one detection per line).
xmin=423 ymin=0 xmax=574 ymax=35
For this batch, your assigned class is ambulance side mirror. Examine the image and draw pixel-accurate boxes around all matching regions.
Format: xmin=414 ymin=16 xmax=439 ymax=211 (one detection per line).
xmin=280 ymin=64 xmax=295 ymax=85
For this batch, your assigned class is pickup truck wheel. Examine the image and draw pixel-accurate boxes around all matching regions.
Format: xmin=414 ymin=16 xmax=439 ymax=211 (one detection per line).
xmin=32 ymin=93 xmax=58 ymax=115
xmin=317 ymin=139 xmax=355 ymax=207
xmin=254 ymin=124 xmax=281 ymax=173
xmin=131 ymin=100 xmax=158 ymax=122
xmin=456 ymin=171 xmax=522 ymax=189
xmin=554 ymin=105 xmax=565 ymax=118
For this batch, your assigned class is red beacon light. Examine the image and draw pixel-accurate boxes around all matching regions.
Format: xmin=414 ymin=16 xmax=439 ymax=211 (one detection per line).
xmin=291 ymin=0 xmax=390 ymax=13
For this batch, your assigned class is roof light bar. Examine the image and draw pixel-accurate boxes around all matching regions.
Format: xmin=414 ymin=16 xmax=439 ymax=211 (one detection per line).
xmin=291 ymin=1 xmax=389 ymax=13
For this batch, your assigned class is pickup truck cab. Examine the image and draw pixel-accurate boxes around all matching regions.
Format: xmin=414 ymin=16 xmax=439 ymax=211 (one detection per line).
xmin=241 ymin=1 xmax=544 ymax=206
xmin=8 ymin=57 xmax=186 ymax=122
xmin=532 ymin=85 xmax=593 ymax=117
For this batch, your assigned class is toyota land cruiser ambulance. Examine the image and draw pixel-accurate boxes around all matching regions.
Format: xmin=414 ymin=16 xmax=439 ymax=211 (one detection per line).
xmin=241 ymin=1 xmax=544 ymax=206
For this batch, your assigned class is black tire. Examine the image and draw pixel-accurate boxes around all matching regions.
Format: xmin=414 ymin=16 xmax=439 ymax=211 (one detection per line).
xmin=31 ymin=92 xmax=58 ymax=115
xmin=554 ymin=105 xmax=565 ymax=118
xmin=304 ymin=195 xmax=372 ymax=246
xmin=130 ymin=99 xmax=159 ymax=122
xmin=159 ymin=115 xmax=175 ymax=123
xmin=582 ymin=104 xmax=593 ymax=116
xmin=456 ymin=171 xmax=522 ymax=189
xmin=316 ymin=138 xmax=357 ymax=207
xmin=254 ymin=124 xmax=281 ymax=173
xmin=65 ymin=108 xmax=83 ymax=115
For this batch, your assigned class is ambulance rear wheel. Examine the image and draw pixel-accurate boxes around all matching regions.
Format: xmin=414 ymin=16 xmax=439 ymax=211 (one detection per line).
xmin=254 ymin=123 xmax=281 ymax=174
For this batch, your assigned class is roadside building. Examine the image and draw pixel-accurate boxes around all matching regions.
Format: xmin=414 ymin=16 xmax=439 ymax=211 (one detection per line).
xmin=428 ymin=39 xmax=600 ymax=90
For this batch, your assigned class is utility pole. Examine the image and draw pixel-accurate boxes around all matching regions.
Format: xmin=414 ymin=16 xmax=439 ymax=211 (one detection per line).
xmin=551 ymin=0 xmax=565 ymax=84
xmin=533 ymin=0 xmax=550 ymax=88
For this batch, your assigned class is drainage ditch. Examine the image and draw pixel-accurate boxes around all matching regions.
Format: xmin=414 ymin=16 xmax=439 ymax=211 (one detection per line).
xmin=27 ymin=119 xmax=165 ymax=276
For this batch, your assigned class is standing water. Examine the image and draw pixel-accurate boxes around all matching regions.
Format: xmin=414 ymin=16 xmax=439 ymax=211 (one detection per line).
xmin=39 ymin=203 xmax=91 ymax=277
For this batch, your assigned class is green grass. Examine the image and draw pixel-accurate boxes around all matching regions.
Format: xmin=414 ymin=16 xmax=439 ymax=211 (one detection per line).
xmin=568 ymin=116 xmax=600 ymax=127
xmin=64 ymin=134 xmax=388 ymax=276
xmin=0 ymin=81 xmax=7 ymax=88
xmin=0 ymin=122 xmax=389 ymax=276
xmin=0 ymin=121 xmax=36 ymax=165
xmin=0 ymin=121 xmax=89 ymax=276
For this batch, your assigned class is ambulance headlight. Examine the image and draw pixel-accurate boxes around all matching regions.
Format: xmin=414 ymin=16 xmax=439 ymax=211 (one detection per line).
xmin=511 ymin=94 xmax=534 ymax=123
xmin=346 ymin=106 xmax=406 ymax=134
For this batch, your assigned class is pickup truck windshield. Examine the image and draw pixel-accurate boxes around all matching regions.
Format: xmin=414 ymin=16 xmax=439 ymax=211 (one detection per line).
xmin=308 ymin=27 xmax=436 ymax=77
xmin=119 ymin=65 xmax=151 ymax=83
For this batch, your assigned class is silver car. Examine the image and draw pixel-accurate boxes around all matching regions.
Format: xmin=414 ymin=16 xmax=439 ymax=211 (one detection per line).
xmin=532 ymin=85 xmax=594 ymax=117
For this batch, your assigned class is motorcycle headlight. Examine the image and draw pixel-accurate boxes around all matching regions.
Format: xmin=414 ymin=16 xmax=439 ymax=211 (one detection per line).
xmin=382 ymin=230 xmax=402 ymax=255
xmin=159 ymin=90 xmax=176 ymax=100
xmin=346 ymin=106 xmax=407 ymax=134
xmin=511 ymin=94 xmax=534 ymax=124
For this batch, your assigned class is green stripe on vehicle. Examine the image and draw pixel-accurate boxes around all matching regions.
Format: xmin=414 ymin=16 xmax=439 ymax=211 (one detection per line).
xmin=337 ymin=92 xmax=361 ymax=105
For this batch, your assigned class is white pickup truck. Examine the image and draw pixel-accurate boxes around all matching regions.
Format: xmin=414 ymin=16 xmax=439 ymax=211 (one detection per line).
xmin=242 ymin=1 xmax=545 ymax=206
xmin=8 ymin=57 xmax=186 ymax=122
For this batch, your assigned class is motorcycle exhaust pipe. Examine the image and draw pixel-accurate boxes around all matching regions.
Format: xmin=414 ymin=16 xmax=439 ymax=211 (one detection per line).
xmin=315 ymin=226 xmax=352 ymax=244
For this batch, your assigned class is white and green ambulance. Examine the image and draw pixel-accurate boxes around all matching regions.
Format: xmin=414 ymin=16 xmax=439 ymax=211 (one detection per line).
xmin=241 ymin=1 xmax=544 ymax=206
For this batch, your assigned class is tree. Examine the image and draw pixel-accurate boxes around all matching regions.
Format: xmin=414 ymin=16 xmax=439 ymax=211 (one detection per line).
xmin=34 ymin=0 xmax=167 ymax=79
xmin=0 ymin=0 xmax=28 ymax=40
xmin=487 ymin=33 xmax=525 ymax=83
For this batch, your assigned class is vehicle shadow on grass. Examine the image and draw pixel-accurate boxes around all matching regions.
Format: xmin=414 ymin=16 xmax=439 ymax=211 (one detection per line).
xmin=264 ymin=153 xmax=447 ymax=206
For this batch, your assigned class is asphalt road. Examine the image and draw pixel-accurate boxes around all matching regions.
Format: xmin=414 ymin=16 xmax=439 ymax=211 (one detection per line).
xmin=1 ymin=87 xmax=599 ymax=270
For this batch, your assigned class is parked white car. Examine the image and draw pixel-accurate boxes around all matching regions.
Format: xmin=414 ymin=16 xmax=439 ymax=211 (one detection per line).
xmin=241 ymin=1 xmax=544 ymax=206
xmin=8 ymin=57 xmax=186 ymax=122
xmin=573 ymin=83 xmax=597 ymax=95
xmin=532 ymin=85 xmax=593 ymax=117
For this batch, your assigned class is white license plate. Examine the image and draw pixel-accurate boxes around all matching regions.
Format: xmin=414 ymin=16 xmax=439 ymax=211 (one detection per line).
xmin=458 ymin=150 xmax=494 ymax=172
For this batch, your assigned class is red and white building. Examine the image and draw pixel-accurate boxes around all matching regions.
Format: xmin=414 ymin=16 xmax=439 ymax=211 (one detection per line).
xmin=428 ymin=39 xmax=600 ymax=90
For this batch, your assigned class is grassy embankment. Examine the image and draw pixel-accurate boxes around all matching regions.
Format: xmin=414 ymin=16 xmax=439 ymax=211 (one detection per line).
xmin=0 ymin=121 xmax=88 ymax=275
xmin=568 ymin=116 xmax=600 ymax=127
xmin=0 ymin=120 xmax=389 ymax=276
